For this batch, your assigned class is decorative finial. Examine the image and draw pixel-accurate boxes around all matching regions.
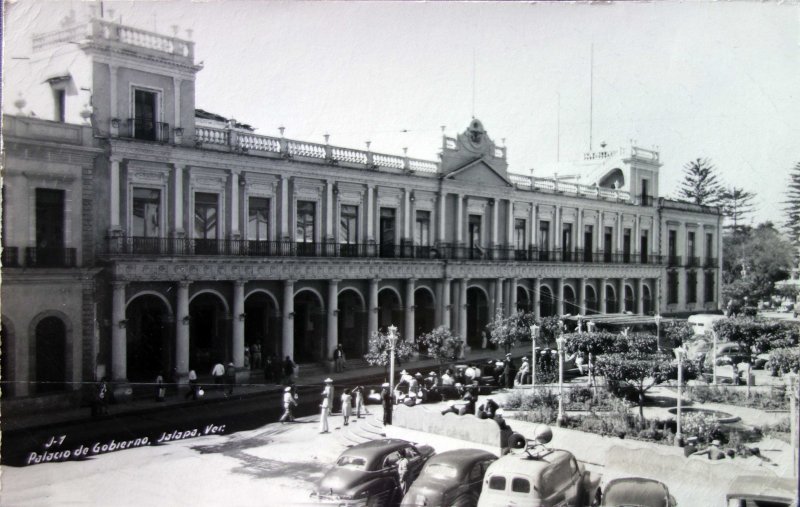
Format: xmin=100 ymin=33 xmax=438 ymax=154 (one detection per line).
xmin=278 ymin=126 xmax=285 ymax=137
xmin=186 ymin=29 xmax=194 ymax=40
xmin=324 ymin=133 xmax=330 ymax=145
xmin=403 ymin=147 xmax=408 ymax=156
xmin=365 ymin=141 xmax=371 ymax=151
xmin=440 ymin=125 xmax=446 ymax=134
xmin=14 ymin=93 xmax=26 ymax=114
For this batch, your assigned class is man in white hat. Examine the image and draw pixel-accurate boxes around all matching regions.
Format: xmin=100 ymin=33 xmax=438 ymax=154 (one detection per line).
xmin=279 ymin=386 xmax=297 ymax=423
xmin=320 ymin=378 xmax=334 ymax=433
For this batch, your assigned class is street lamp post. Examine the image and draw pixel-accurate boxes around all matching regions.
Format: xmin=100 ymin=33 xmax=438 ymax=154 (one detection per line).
xmin=556 ymin=334 xmax=567 ymax=426
xmin=673 ymin=345 xmax=687 ymax=446
xmin=712 ymin=330 xmax=718 ymax=385
xmin=530 ymin=324 xmax=540 ymax=389
xmin=654 ymin=314 xmax=662 ymax=351
xmin=387 ymin=325 xmax=398 ymax=401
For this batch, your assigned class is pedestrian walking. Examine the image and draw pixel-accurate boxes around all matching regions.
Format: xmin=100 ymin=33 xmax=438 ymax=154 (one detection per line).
xmin=185 ymin=369 xmax=199 ymax=400
xmin=320 ymin=378 xmax=333 ymax=433
xmin=155 ymin=372 xmax=166 ymax=402
xmin=283 ymin=356 xmax=296 ymax=384
xmin=244 ymin=349 xmax=251 ymax=369
xmin=92 ymin=377 xmax=109 ymax=417
xmin=264 ymin=355 xmax=274 ymax=383
xmin=253 ymin=343 xmax=262 ymax=370
xmin=341 ymin=389 xmax=353 ymax=426
xmin=279 ymin=386 xmax=297 ymax=423
xmin=225 ymin=362 xmax=236 ymax=396
xmin=353 ymin=385 xmax=370 ymax=418
xmin=396 ymin=449 xmax=410 ymax=494
xmin=381 ymin=383 xmax=393 ymax=426
xmin=334 ymin=343 xmax=347 ymax=373
xmin=502 ymin=353 xmax=516 ymax=389
xmin=211 ymin=361 xmax=225 ymax=390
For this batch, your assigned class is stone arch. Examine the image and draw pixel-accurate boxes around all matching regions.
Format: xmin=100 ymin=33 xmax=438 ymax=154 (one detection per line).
xmin=338 ymin=288 xmax=367 ymax=358
xmin=624 ymin=284 xmax=636 ymax=313
xmin=29 ymin=311 xmax=72 ymax=394
xmin=125 ymin=290 xmax=174 ymax=316
xmin=605 ymin=284 xmax=617 ymax=314
xmin=516 ymin=286 xmax=531 ymax=313
xmin=563 ymin=284 xmax=579 ymax=316
xmin=293 ymin=289 xmax=325 ymax=363
xmin=466 ymin=286 xmax=490 ymax=349
xmin=244 ymin=289 xmax=281 ymax=361
xmin=126 ymin=293 xmax=173 ymax=382
xmin=414 ymin=287 xmax=436 ymax=342
xmin=188 ymin=291 xmax=229 ymax=372
xmin=378 ymin=288 xmax=403 ymax=336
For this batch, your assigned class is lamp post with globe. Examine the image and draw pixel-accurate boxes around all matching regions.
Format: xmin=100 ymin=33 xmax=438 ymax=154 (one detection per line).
xmin=530 ymin=324 xmax=540 ymax=388
xmin=556 ymin=334 xmax=567 ymax=426
xmin=387 ymin=325 xmax=398 ymax=400
xmin=673 ymin=345 xmax=688 ymax=446
xmin=654 ymin=314 xmax=663 ymax=351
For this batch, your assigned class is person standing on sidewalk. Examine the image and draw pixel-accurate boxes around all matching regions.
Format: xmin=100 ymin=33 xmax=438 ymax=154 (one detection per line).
xmin=211 ymin=362 xmax=225 ymax=391
xmin=185 ymin=369 xmax=199 ymax=400
xmin=280 ymin=386 xmax=297 ymax=423
xmin=341 ymin=389 xmax=353 ymax=426
xmin=322 ymin=378 xmax=334 ymax=416
xmin=320 ymin=379 xmax=333 ymax=433
xmin=334 ymin=344 xmax=346 ymax=373
xmin=381 ymin=383 xmax=393 ymax=425
xmin=155 ymin=372 xmax=166 ymax=402
xmin=353 ymin=385 xmax=370 ymax=418
xmin=283 ymin=356 xmax=296 ymax=385
xmin=225 ymin=362 xmax=236 ymax=396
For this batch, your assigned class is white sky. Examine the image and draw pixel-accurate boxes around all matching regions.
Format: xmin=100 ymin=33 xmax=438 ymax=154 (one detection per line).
xmin=4 ymin=1 xmax=799 ymax=226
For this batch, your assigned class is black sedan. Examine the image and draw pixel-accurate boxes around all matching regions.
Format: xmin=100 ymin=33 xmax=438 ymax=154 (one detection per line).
xmin=313 ymin=438 xmax=435 ymax=506
xmin=401 ymin=449 xmax=497 ymax=507
xmin=601 ymin=477 xmax=676 ymax=507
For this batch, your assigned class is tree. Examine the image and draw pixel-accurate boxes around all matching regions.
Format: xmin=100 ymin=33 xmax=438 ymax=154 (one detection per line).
xmin=418 ymin=326 xmax=463 ymax=364
xmin=488 ymin=311 xmax=535 ymax=352
xmin=595 ymin=352 xmax=674 ymax=423
xmin=662 ymin=320 xmax=694 ymax=349
xmin=722 ymin=222 xmax=794 ymax=303
xmin=782 ymin=161 xmax=800 ymax=249
xmin=363 ymin=330 xmax=415 ymax=376
xmin=718 ymin=186 xmax=756 ymax=232
xmin=677 ymin=158 xmax=723 ymax=206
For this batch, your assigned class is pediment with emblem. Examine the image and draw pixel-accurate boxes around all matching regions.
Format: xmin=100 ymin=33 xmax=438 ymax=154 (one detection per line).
xmin=446 ymin=158 xmax=512 ymax=188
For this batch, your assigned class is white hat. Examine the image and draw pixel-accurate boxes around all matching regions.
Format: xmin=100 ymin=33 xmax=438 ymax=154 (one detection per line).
xmin=495 ymin=408 xmax=504 ymax=416
xmin=324 ymin=378 xmax=333 ymax=383
xmin=284 ymin=387 xmax=292 ymax=392
xmin=381 ymin=382 xmax=390 ymax=388
xmin=506 ymin=353 xmax=512 ymax=357
xmin=400 ymin=370 xmax=408 ymax=375
xmin=522 ymin=357 xmax=529 ymax=361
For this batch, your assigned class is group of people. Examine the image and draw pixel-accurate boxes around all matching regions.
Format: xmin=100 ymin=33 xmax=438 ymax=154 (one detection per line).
xmin=317 ymin=379 xmax=370 ymax=433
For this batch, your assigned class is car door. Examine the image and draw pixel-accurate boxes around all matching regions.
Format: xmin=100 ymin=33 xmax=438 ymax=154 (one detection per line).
xmin=404 ymin=446 xmax=423 ymax=480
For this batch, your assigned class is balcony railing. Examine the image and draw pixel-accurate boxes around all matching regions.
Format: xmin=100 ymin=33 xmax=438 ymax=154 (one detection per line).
xmin=121 ymin=119 xmax=171 ymax=143
xmin=686 ymin=256 xmax=700 ymax=268
xmin=638 ymin=194 xmax=654 ymax=206
xmin=668 ymin=255 xmax=682 ymax=267
xmin=2 ymin=247 xmax=20 ymax=267
xmin=704 ymin=257 xmax=718 ymax=268
xmin=23 ymin=247 xmax=77 ymax=267
xmin=105 ymin=237 xmax=665 ymax=266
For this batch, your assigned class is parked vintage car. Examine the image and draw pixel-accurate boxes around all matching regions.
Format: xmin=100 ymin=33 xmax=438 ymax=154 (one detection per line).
xmin=477 ymin=429 xmax=602 ymax=507
xmin=704 ymin=342 xmax=750 ymax=368
xmin=400 ymin=449 xmax=497 ymax=507
xmin=312 ymin=438 xmax=435 ymax=506
xmin=726 ymin=474 xmax=796 ymax=507
xmin=600 ymin=477 xmax=676 ymax=507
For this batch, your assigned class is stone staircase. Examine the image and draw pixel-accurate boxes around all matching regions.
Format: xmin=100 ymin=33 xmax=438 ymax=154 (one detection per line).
xmin=336 ymin=413 xmax=386 ymax=446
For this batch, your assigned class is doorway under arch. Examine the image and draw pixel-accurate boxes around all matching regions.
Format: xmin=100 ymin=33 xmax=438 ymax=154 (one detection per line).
xmin=338 ymin=289 xmax=366 ymax=359
xmin=35 ymin=316 xmax=67 ymax=393
xmin=189 ymin=292 xmax=229 ymax=372
xmin=642 ymin=285 xmax=653 ymax=315
xmin=414 ymin=288 xmax=435 ymax=341
xmin=294 ymin=290 xmax=325 ymax=363
xmin=517 ymin=287 xmax=531 ymax=313
xmin=625 ymin=285 xmax=635 ymax=313
xmin=585 ymin=285 xmax=599 ymax=315
xmin=564 ymin=286 xmax=579 ymax=316
xmin=378 ymin=289 xmax=403 ymax=336
xmin=466 ymin=287 xmax=490 ymax=349
xmin=245 ymin=291 xmax=280 ymax=360
xmin=126 ymin=295 xmax=172 ymax=382
xmin=605 ymin=285 xmax=617 ymax=314
xmin=540 ymin=285 xmax=556 ymax=317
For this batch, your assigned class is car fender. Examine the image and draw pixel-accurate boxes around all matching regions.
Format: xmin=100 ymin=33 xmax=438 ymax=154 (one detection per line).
xmin=346 ymin=475 xmax=398 ymax=500
xmin=582 ymin=470 xmax=602 ymax=497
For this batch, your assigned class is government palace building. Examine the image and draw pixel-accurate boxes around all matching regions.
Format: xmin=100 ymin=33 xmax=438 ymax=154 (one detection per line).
xmin=1 ymin=17 xmax=722 ymax=407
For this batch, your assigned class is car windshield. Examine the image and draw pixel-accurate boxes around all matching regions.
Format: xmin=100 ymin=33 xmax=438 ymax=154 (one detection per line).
xmin=424 ymin=463 xmax=458 ymax=479
xmin=336 ymin=455 xmax=367 ymax=469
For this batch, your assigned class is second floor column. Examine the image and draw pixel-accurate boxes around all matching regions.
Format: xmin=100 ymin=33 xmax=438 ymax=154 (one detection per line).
xmin=367 ymin=185 xmax=375 ymax=243
xmin=111 ymin=281 xmax=128 ymax=381
xmin=232 ymin=280 xmax=245 ymax=367
xmin=110 ymin=157 xmax=122 ymax=234
xmin=176 ymin=281 xmax=191 ymax=377
xmin=368 ymin=278 xmax=379 ymax=339
xmin=280 ymin=176 xmax=290 ymax=240
xmin=637 ymin=278 xmax=645 ymax=315
xmin=577 ymin=209 xmax=583 ymax=252
xmin=508 ymin=278 xmax=518 ymax=315
xmin=597 ymin=211 xmax=603 ymax=256
xmin=580 ymin=277 xmax=587 ymax=316
xmin=533 ymin=278 xmax=541 ymax=320
xmin=328 ymin=279 xmax=339 ymax=359
xmin=619 ymin=278 xmax=627 ymax=313
xmin=491 ymin=200 xmax=499 ymax=249
xmin=557 ymin=278 xmax=565 ymax=316
xmin=282 ymin=280 xmax=295 ymax=359
xmin=230 ymin=171 xmax=241 ymax=239
xmin=404 ymin=279 xmax=416 ymax=343
xmin=506 ymin=200 xmax=515 ymax=251
xmin=437 ymin=191 xmax=447 ymax=245
xmin=554 ymin=206 xmax=562 ymax=251
xmin=495 ymin=278 xmax=505 ymax=317
xmin=326 ymin=180 xmax=335 ymax=241
xmin=458 ymin=278 xmax=468 ymax=350
xmin=441 ymin=278 xmax=452 ymax=330
xmin=600 ymin=278 xmax=608 ymax=314
xmin=173 ymin=164 xmax=185 ymax=237
xmin=456 ymin=195 xmax=464 ymax=245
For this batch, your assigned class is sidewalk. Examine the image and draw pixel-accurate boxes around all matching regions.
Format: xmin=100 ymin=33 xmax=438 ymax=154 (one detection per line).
xmin=1 ymin=344 xmax=533 ymax=432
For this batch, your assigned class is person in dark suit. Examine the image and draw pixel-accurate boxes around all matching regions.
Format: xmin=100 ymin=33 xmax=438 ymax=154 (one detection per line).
xmin=381 ymin=383 xmax=393 ymax=425
xmin=502 ymin=353 xmax=516 ymax=388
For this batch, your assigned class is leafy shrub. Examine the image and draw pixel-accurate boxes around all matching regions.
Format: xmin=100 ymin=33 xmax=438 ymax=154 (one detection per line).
xmin=418 ymin=326 xmax=462 ymax=364
xmin=767 ymin=347 xmax=800 ymax=375
xmin=686 ymin=384 xmax=789 ymax=410
xmin=681 ymin=411 xmax=724 ymax=445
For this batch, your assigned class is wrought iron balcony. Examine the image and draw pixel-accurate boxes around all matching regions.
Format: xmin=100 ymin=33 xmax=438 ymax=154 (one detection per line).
xmin=120 ymin=118 xmax=171 ymax=143
xmin=24 ymin=247 xmax=77 ymax=267
xmin=686 ymin=256 xmax=701 ymax=268
xmin=638 ymin=194 xmax=654 ymax=206
xmin=2 ymin=247 xmax=19 ymax=267
xmin=667 ymin=255 xmax=682 ymax=267
xmin=704 ymin=257 xmax=718 ymax=268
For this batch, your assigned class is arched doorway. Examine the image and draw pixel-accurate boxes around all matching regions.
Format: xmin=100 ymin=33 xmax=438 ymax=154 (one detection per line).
xmin=564 ymin=286 xmax=578 ymax=316
xmin=466 ymin=287 xmax=489 ymax=349
xmin=126 ymin=295 xmax=172 ymax=382
xmin=585 ymin=286 xmax=599 ymax=315
xmin=605 ymin=285 xmax=617 ymax=314
xmin=338 ymin=289 xmax=366 ymax=359
xmin=35 ymin=316 xmax=67 ymax=393
xmin=517 ymin=287 xmax=531 ymax=313
xmin=642 ymin=285 xmax=653 ymax=315
xmin=189 ymin=292 xmax=228 ymax=372
xmin=625 ymin=285 xmax=635 ymax=312
xmin=294 ymin=290 xmax=325 ymax=363
xmin=540 ymin=285 xmax=556 ymax=317
xmin=378 ymin=289 xmax=403 ymax=335
xmin=414 ymin=288 xmax=435 ymax=341
xmin=245 ymin=291 xmax=280 ymax=360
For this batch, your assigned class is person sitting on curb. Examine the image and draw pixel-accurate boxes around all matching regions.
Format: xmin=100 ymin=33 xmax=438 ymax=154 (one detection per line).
xmin=691 ymin=439 xmax=727 ymax=460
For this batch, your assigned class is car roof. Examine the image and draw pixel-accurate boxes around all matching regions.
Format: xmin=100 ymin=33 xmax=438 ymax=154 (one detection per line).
xmin=486 ymin=449 xmax=573 ymax=476
xmin=341 ymin=439 xmax=412 ymax=461
xmin=726 ymin=475 xmax=795 ymax=502
xmin=425 ymin=449 xmax=496 ymax=469
xmin=603 ymin=478 xmax=670 ymax=507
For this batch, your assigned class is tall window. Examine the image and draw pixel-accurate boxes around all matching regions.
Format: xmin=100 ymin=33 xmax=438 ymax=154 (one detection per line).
xmin=705 ymin=272 xmax=715 ymax=302
xmin=562 ymin=223 xmax=573 ymax=261
xmin=705 ymin=233 xmax=714 ymax=264
xmin=623 ymin=228 xmax=632 ymax=263
xmin=248 ymin=197 xmax=270 ymax=241
xmin=640 ymin=230 xmax=649 ymax=264
xmin=415 ymin=210 xmax=430 ymax=246
xmin=687 ymin=271 xmax=697 ymax=303
xmin=514 ymin=219 xmax=526 ymax=251
xmin=194 ymin=193 xmax=218 ymax=254
xmin=296 ymin=201 xmax=316 ymax=243
xmin=54 ymin=89 xmax=66 ymax=123
xmin=35 ymin=188 xmax=65 ymax=266
xmin=687 ymin=231 xmax=696 ymax=259
xmin=468 ymin=214 xmax=482 ymax=259
xmin=133 ymin=89 xmax=159 ymax=141
xmin=604 ymin=226 xmax=613 ymax=261
xmin=584 ymin=225 xmax=593 ymax=262
xmin=539 ymin=221 xmax=550 ymax=260
xmin=379 ymin=207 xmax=396 ymax=258
xmin=133 ymin=188 xmax=161 ymax=237
xmin=668 ymin=271 xmax=679 ymax=304
xmin=340 ymin=204 xmax=359 ymax=244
